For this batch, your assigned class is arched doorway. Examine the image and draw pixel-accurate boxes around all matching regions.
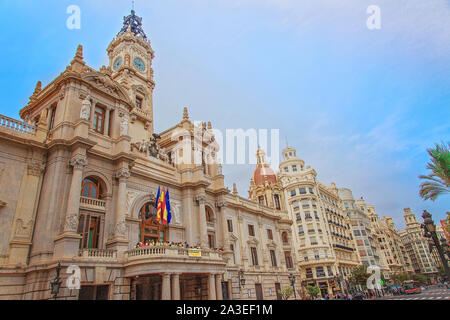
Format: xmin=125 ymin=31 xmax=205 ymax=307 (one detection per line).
xmin=138 ymin=202 xmax=167 ymax=243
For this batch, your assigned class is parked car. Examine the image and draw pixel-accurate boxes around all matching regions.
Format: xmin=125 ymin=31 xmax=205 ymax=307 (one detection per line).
xmin=352 ymin=292 xmax=365 ymax=300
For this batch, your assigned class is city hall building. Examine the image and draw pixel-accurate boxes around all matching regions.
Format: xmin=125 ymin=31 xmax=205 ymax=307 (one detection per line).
xmin=0 ymin=11 xmax=299 ymax=300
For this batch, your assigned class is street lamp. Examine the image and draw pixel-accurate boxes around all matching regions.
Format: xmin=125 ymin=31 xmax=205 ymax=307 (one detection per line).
xmin=238 ymin=269 xmax=245 ymax=291
xmin=288 ymin=273 xmax=297 ymax=299
xmin=422 ymin=210 xmax=450 ymax=281
xmin=50 ymin=262 xmax=62 ymax=300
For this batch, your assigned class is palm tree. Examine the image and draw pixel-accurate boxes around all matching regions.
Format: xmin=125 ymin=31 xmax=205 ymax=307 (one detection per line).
xmin=419 ymin=142 xmax=450 ymax=201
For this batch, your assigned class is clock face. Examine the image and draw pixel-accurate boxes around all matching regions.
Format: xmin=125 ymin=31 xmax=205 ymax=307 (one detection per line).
xmin=113 ymin=57 xmax=123 ymax=70
xmin=134 ymin=57 xmax=146 ymax=72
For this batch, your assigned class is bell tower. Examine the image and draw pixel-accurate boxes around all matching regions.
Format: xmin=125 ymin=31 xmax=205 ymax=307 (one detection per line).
xmin=107 ymin=10 xmax=155 ymax=135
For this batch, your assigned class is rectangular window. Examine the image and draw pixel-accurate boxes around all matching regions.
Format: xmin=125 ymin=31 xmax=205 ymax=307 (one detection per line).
xmin=93 ymin=106 xmax=105 ymax=133
xmin=270 ymin=250 xmax=277 ymax=267
xmin=309 ymin=188 xmax=314 ymax=194
xmin=327 ymin=266 xmax=334 ymax=276
xmin=48 ymin=106 xmax=56 ymax=130
xmin=267 ymin=229 xmax=273 ymax=240
xmin=251 ymin=247 xmax=258 ymax=266
xmin=274 ymin=194 xmax=281 ymax=210
xmin=258 ymin=195 xmax=265 ymax=205
xmin=227 ymin=219 xmax=233 ymax=232
xmin=136 ymin=96 xmax=143 ymax=109
xmin=299 ymin=188 xmax=307 ymax=194
xmin=316 ymin=266 xmax=325 ymax=277
xmin=248 ymin=224 xmax=255 ymax=237
xmin=292 ymin=165 xmax=297 ymax=172
xmin=296 ymin=213 xmax=302 ymax=222
xmin=290 ymin=189 xmax=296 ymax=197
xmin=292 ymin=201 xmax=299 ymax=211
xmin=314 ymin=250 xmax=320 ymax=260
xmin=208 ymin=234 xmax=215 ymax=248
xmin=78 ymin=214 xmax=101 ymax=249
xmin=306 ymin=268 xmax=313 ymax=278
xmin=354 ymin=230 xmax=361 ymax=236
xmin=284 ymin=251 xmax=293 ymax=269
xmin=298 ymin=225 xmax=304 ymax=234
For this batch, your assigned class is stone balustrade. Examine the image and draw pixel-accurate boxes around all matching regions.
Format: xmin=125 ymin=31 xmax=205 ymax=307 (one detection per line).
xmin=0 ymin=115 xmax=36 ymax=135
xmin=78 ymin=248 xmax=117 ymax=260
xmin=79 ymin=196 xmax=106 ymax=210
xmin=125 ymin=246 xmax=223 ymax=261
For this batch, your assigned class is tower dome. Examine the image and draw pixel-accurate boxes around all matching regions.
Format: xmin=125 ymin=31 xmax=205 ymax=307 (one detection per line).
xmin=252 ymin=148 xmax=277 ymax=185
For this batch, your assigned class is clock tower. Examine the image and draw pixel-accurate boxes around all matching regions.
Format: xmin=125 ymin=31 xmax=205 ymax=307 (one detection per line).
xmin=107 ymin=10 xmax=155 ymax=135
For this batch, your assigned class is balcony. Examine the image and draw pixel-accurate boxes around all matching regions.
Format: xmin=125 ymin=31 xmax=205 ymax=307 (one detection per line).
xmin=125 ymin=246 xmax=224 ymax=263
xmin=0 ymin=114 xmax=36 ymax=135
xmin=78 ymin=248 xmax=117 ymax=261
xmin=80 ymin=196 xmax=106 ymax=211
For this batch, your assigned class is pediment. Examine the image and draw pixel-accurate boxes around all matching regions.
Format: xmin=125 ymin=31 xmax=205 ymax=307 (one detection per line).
xmin=82 ymin=71 xmax=131 ymax=106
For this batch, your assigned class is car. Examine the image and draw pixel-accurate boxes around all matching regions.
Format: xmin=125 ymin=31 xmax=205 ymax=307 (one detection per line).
xmin=352 ymin=292 xmax=365 ymax=300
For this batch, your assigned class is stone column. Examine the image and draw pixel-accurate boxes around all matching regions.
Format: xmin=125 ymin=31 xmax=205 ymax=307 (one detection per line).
xmin=89 ymin=101 xmax=96 ymax=129
xmin=195 ymin=195 xmax=208 ymax=248
xmin=215 ymin=274 xmax=223 ymax=300
xmin=106 ymin=167 xmax=130 ymax=254
xmin=208 ymin=273 xmax=217 ymax=300
xmin=104 ymin=107 xmax=111 ymax=136
xmin=162 ymin=273 xmax=172 ymax=300
xmin=53 ymin=154 xmax=87 ymax=259
xmin=171 ymin=273 xmax=181 ymax=300
xmin=63 ymin=154 xmax=87 ymax=232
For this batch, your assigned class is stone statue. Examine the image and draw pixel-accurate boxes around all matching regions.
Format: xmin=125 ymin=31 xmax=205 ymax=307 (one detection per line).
xmin=148 ymin=133 xmax=161 ymax=158
xmin=80 ymin=96 xmax=91 ymax=120
xmin=120 ymin=115 xmax=129 ymax=136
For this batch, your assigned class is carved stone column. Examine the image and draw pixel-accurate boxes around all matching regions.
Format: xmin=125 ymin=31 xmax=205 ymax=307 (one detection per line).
xmin=171 ymin=273 xmax=181 ymax=300
xmin=53 ymin=154 xmax=87 ymax=259
xmin=195 ymin=195 xmax=208 ymax=248
xmin=215 ymin=274 xmax=223 ymax=300
xmin=216 ymin=199 xmax=232 ymax=263
xmin=63 ymin=154 xmax=87 ymax=232
xmin=208 ymin=273 xmax=217 ymax=300
xmin=162 ymin=273 xmax=172 ymax=300
xmin=106 ymin=167 xmax=130 ymax=254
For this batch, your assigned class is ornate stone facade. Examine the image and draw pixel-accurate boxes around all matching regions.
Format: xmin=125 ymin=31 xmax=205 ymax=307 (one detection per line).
xmin=0 ymin=10 xmax=298 ymax=300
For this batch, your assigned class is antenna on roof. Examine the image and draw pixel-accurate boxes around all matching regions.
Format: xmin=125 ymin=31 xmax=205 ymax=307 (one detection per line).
xmin=285 ymin=136 xmax=289 ymax=148
xmin=132 ymin=0 xmax=135 ymax=11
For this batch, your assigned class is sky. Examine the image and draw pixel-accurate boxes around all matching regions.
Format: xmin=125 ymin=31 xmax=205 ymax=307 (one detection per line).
xmin=0 ymin=0 xmax=449 ymax=229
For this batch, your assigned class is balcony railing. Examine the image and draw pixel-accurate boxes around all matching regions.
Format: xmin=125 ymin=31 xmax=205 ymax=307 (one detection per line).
xmin=80 ymin=196 xmax=106 ymax=210
xmin=78 ymin=248 xmax=117 ymax=260
xmin=0 ymin=115 xmax=36 ymax=135
xmin=125 ymin=246 xmax=223 ymax=261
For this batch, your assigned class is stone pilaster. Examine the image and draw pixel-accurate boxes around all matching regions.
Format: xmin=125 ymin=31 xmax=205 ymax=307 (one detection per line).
xmin=208 ymin=273 xmax=216 ymax=300
xmin=106 ymin=167 xmax=130 ymax=255
xmin=215 ymin=274 xmax=223 ymax=300
xmin=53 ymin=154 xmax=87 ymax=259
xmin=162 ymin=273 xmax=171 ymax=300
xmin=195 ymin=194 xmax=208 ymax=248
xmin=171 ymin=273 xmax=181 ymax=300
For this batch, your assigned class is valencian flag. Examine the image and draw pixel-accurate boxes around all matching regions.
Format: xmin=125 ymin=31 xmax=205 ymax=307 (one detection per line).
xmin=156 ymin=186 xmax=172 ymax=225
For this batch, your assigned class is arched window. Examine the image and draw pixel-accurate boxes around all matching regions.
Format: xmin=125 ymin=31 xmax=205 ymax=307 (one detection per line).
xmin=206 ymin=206 xmax=214 ymax=222
xmin=138 ymin=202 xmax=167 ymax=243
xmin=82 ymin=177 xmax=103 ymax=199
xmin=282 ymin=231 xmax=289 ymax=244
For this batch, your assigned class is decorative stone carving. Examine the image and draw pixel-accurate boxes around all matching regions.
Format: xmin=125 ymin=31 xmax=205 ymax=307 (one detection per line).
xmin=148 ymin=133 xmax=161 ymax=158
xmin=27 ymin=161 xmax=44 ymax=177
xmin=70 ymin=154 xmax=88 ymax=170
xmin=80 ymin=96 xmax=91 ymax=120
xmin=113 ymin=221 xmax=127 ymax=238
xmin=173 ymin=203 xmax=182 ymax=224
xmin=64 ymin=214 xmax=79 ymax=232
xmin=195 ymin=195 xmax=206 ymax=204
xmin=115 ymin=168 xmax=130 ymax=181
xmin=131 ymin=139 xmax=148 ymax=153
xmin=126 ymin=190 xmax=139 ymax=212
xmin=216 ymin=200 xmax=227 ymax=209
xmin=119 ymin=115 xmax=129 ymax=136
xmin=14 ymin=219 xmax=34 ymax=238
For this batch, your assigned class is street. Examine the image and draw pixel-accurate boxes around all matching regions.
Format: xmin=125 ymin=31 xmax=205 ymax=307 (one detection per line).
xmin=379 ymin=287 xmax=450 ymax=301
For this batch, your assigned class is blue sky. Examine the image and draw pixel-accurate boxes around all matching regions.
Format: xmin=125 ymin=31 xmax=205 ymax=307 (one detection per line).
xmin=0 ymin=0 xmax=449 ymax=229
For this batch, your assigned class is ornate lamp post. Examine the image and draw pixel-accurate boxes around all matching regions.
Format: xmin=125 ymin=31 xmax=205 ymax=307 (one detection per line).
xmin=50 ymin=262 xmax=62 ymax=300
xmin=288 ymin=273 xmax=297 ymax=299
xmin=422 ymin=210 xmax=450 ymax=281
